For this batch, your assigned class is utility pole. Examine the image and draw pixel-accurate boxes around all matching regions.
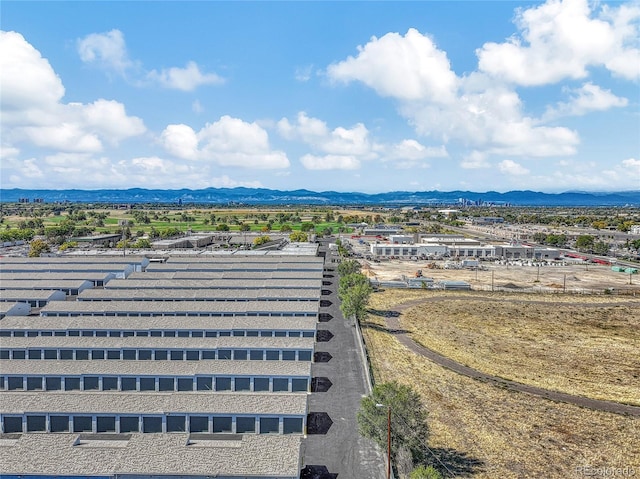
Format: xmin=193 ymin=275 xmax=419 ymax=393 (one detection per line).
xmin=385 ymin=405 xmax=391 ymax=479
xmin=376 ymin=403 xmax=392 ymax=479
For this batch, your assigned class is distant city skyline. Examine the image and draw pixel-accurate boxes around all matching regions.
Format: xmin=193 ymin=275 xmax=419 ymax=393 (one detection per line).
xmin=1 ymin=0 xmax=639 ymax=193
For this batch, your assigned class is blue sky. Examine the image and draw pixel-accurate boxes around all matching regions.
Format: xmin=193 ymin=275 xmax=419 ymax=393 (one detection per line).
xmin=1 ymin=0 xmax=639 ymax=193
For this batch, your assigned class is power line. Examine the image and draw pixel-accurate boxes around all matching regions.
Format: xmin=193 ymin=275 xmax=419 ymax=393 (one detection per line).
xmin=361 ymin=402 xmax=457 ymax=478
xmin=389 ymin=408 xmax=457 ymax=478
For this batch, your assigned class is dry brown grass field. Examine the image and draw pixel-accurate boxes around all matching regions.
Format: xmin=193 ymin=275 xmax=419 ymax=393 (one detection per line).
xmin=362 ymin=289 xmax=640 ymax=478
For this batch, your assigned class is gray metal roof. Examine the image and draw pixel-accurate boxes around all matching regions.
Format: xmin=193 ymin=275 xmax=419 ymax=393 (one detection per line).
xmin=40 ymin=300 xmax=319 ymax=314
xmin=104 ymin=278 xmax=322 ymax=289
xmin=0 ymin=279 xmax=94 ymax=291
xmin=0 ymin=359 xmax=311 ymax=377
xmin=0 ymin=272 xmax=114 ymax=281
xmin=0 ymin=315 xmax=317 ymax=331
xmin=146 ymin=263 xmax=323 ymax=272
xmin=0 ymin=263 xmax=134 ymax=273
xmin=0 ymin=289 xmax=65 ymax=301
xmin=164 ymin=255 xmax=323 ymax=264
xmin=0 ymin=433 xmax=302 ymax=477
xmin=0 ymin=391 xmax=308 ymax=415
xmin=0 ymin=335 xmax=315 ymax=350
xmin=0 ymin=256 xmax=149 ymax=265
xmin=126 ymin=270 xmax=321 ymax=280
xmin=77 ymin=288 xmax=321 ymax=301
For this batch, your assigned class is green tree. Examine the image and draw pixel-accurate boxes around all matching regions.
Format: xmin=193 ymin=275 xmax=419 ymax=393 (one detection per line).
xmin=338 ymin=259 xmax=361 ymax=276
xmin=239 ymin=223 xmax=251 ymax=232
xmin=301 ymin=222 xmax=315 ymax=232
xmin=321 ymin=226 xmax=334 ymax=237
xmin=410 ymin=465 xmax=442 ymax=479
xmin=253 ymin=235 xmax=271 ymax=246
xmin=134 ymin=238 xmax=152 ymax=249
xmin=280 ymin=224 xmax=293 ymax=232
xmin=58 ymin=241 xmax=78 ymax=251
xmin=593 ymin=241 xmax=609 ymax=255
xmin=575 ymin=235 xmax=595 ymax=252
xmin=28 ymin=239 xmax=50 ymax=257
xmin=358 ymin=381 xmax=430 ymax=466
xmin=338 ymin=273 xmax=372 ymax=321
xmin=289 ymin=231 xmax=308 ymax=242
xmin=532 ymin=232 xmax=547 ymax=244
xmin=546 ymin=234 xmax=567 ymax=247
xmin=216 ymin=223 xmax=230 ymax=232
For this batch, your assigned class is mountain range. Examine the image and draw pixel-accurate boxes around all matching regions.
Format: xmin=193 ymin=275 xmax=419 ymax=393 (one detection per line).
xmin=1 ymin=188 xmax=639 ymax=207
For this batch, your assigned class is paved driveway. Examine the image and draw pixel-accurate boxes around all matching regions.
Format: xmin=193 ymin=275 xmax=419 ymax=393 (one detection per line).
xmin=300 ymin=241 xmax=386 ymax=478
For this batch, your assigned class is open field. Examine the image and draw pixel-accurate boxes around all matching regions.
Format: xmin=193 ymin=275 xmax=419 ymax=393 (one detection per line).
xmin=362 ymin=290 xmax=640 ymax=478
xmin=1 ymin=207 xmax=372 ymax=246
xmin=391 ymin=290 xmax=640 ymax=405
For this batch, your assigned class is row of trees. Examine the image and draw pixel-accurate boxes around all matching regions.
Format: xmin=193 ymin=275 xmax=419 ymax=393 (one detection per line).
xmin=337 ymin=260 xmax=373 ymax=321
xmin=335 ymin=259 xmax=442 ymax=477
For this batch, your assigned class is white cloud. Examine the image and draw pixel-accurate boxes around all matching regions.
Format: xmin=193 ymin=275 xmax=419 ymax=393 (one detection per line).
xmin=621 ymin=158 xmax=640 ymax=178
xmin=192 ymin=100 xmax=204 ymax=114
xmin=277 ymin=112 xmax=377 ymax=160
xmin=77 ymin=99 xmax=146 ymax=144
xmin=77 ymin=29 xmax=133 ymax=76
xmin=477 ymin=0 xmax=640 ymax=85
xmin=0 ymin=31 xmax=65 ymax=114
xmin=300 ymin=154 xmax=360 ymax=170
xmin=382 ymin=139 xmax=448 ymax=162
xmin=160 ymin=116 xmax=290 ymax=169
xmin=20 ymin=124 xmax=103 ymax=153
xmin=327 ymin=28 xmax=458 ymax=102
xmin=78 ymin=30 xmax=223 ymax=90
xmin=5 ymin=157 xmax=45 ymax=179
xmin=401 ymin=81 xmax=580 ymax=156
xmin=528 ymin=157 xmax=640 ymax=191
xmin=210 ymin=175 xmax=263 ymax=188
xmin=328 ymin=27 xmax=581 ymax=159
xmin=0 ymin=144 xmax=20 ymax=160
xmin=1 ymin=31 xmax=146 ymax=154
xmin=498 ymin=159 xmax=530 ymax=176
xmin=543 ymin=82 xmax=628 ymax=120
xmin=147 ymin=61 xmax=224 ymax=91
xmin=160 ymin=124 xmax=199 ymax=160
xmin=295 ymin=65 xmax=314 ymax=82
xmin=461 ymin=150 xmax=490 ymax=169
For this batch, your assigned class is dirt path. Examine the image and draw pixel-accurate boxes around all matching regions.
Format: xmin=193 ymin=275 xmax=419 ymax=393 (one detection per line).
xmin=380 ymin=298 xmax=640 ymax=417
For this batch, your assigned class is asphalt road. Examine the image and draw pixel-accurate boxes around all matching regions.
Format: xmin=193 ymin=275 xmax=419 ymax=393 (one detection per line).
xmin=300 ymin=241 xmax=387 ymax=479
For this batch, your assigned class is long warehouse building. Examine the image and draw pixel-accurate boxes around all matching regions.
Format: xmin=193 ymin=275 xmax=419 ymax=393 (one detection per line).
xmin=0 ymin=252 xmax=324 ymax=479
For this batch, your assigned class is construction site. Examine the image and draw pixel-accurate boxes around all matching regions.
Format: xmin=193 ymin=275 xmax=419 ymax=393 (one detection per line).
xmin=357 ymin=257 xmax=639 ymax=294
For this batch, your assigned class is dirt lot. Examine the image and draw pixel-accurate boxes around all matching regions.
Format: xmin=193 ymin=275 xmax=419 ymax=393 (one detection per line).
xmin=362 ymin=289 xmax=640 ymax=478
xmin=362 ymin=258 xmax=640 ymax=294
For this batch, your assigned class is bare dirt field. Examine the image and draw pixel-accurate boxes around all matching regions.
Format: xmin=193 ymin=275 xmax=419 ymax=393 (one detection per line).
xmin=363 ymin=258 xmax=640 ymax=294
xmin=362 ymin=289 xmax=640 ymax=478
